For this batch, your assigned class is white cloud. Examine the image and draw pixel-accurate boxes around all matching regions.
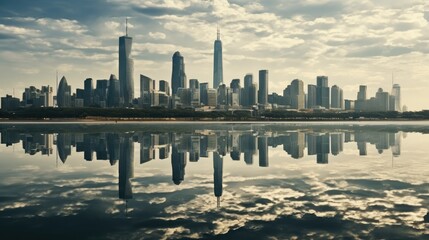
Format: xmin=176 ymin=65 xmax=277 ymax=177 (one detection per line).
xmin=149 ymin=31 xmax=166 ymax=39
xmin=0 ymin=24 xmax=40 ymax=37
xmin=36 ymin=18 xmax=88 ymax=34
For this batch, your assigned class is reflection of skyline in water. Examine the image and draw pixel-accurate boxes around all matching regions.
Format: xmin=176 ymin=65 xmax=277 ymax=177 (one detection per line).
xmin=1 ymin=128 xmax=403 ymax=204
xmin=0 ymin=124 xmax=427 ymax=240
xmin=0 ymin=128 xmax=403 ymax=163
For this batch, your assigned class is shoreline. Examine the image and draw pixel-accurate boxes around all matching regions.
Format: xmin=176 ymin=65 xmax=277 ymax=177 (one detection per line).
xmin=1 ymin=117 xmax=429 ymax=124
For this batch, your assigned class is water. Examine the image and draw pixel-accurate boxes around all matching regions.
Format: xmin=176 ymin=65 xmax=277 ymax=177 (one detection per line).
xmin=0 ymin=122 xmax=428 ymax=239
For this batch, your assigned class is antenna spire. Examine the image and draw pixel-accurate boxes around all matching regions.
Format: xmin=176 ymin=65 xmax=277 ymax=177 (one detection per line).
xmin=217 ymin=24 xmax=220 ymax=40
xmin=126 ymin=18 xmax=128 ymax=36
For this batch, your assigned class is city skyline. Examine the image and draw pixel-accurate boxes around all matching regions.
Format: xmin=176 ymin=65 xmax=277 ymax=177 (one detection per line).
xmin=0 ymin=1 xmax=428 ymax=110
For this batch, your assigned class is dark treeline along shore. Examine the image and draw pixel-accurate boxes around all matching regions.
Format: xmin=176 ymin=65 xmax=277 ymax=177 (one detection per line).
xmin=1 ymin=107 xmax=429 ymax=121
xmin=2 ymin=120 xmax=429 ymax=134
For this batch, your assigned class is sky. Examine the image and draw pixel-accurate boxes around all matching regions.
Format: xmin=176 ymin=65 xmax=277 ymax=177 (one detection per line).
xmin=0 ymin=0 xmax=428 ymax=110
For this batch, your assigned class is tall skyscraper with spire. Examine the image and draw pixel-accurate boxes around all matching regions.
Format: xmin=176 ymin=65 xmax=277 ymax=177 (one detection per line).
xmin=119 ymin=18 xmax=134 ymax=106
xmin=213 ymin=26 xmax=223 ymax=89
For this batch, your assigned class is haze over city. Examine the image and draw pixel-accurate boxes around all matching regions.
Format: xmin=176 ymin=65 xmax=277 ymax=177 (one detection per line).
xmin=1 ymin=0 xmax=428 ymax=110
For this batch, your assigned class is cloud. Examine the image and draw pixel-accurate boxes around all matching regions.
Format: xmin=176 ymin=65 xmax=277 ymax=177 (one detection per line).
xmin=149 ymin=31 xmax=166 ymax=39
xmin=0 ymin=24 xmax=40 ymax=37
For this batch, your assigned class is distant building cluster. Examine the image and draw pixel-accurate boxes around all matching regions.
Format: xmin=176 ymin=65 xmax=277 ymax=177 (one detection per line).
xmin=1 ymin=22 xmax=404 ymax=113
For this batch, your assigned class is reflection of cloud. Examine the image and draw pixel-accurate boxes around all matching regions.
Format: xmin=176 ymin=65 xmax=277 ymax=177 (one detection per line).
xmin=149 ymin=197 xmax=166 ymax=204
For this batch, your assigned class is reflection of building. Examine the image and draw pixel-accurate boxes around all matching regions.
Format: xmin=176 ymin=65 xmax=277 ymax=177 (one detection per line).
xmin=258 ymin=136 xmax=269 ymax=167
xmin=57 ymin=76 xmax=72 ymax=108
xmin=171 ymin=145 xmax=186 ymax=185
xmin=316 ymin=133 xmax=330 ymax=164
xmin=330 ymin=133 xmax=343 ymax=156
xmin=213 ymin=152 xmax=223 ymax=207
xmin=119 ymin=136 xmax=134 ymax=200
xmin=57 ymin=133 xmax=72 ymax=162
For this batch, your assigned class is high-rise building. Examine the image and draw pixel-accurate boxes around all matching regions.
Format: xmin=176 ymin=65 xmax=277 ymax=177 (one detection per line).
xmin=230 ymin=79 xmax=240 ymax=91
xmin=331 ymin=85 xmax=343 ymax=109
xmin=95 ymin=79 xmax=109 ymax=108
xmin=1 ymin=95 xmax=20 ymax=111
xmin=140 ymin=74 xmax=154 ymax=108
xmin=171 ymin=51 xmax=186 ymax=95
xmin=107 ymin=74 xmax=120 ymax=107
xmin=391 ymin=84 xmax=401 ymax=112
xmin=159 ymin=80 xmax=170 ymax=96
xmin=375 ymin=88 xmax=389 ymax=111
xmin=356 ymin=85 xmax=367 ymax=112
xmin=22 ymin=85 xmax=53 ymax=108
xmin=242 ymin=74 xmax=257 ymax=107
xmin=84 ymin=78 xmax=93 ymax=107
xmin=207 ymin=88 xmax=217 ymax=107
xmin=230 ymin=79 xmax=241 ymax=107
xmin=345 ymin=99 xmax=355 ymax=110
xmin=307 ymin=84 xmax=317 ymax=109
xmin=57 ymin=76 xmax=71 ymax=108
xmin=289 ymin=79 xmax=305 ymax=109
xmin=258 ymin=70 xmax=268 ymax=105
xmin=217 ymin=84 xmax=229 ymax=106
xmin=357 ymin=85 xmax=367 ymax=101
xmin=119 ymin=25 xmax=134 ymax=106
xmin=316 ymin=76 xmax=330 ymax=109
xmin=189 ymin=79 xmax=199 ymax=89
xmin=200 ymin=83 xmax=209 ymax=106
xmin=189 ymin=79 xmax=200 ymax=107
xmin=213 ymin=27 xmax=223 ymax=89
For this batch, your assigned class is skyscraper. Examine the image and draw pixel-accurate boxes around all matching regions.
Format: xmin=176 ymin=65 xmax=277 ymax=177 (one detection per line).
xmin=189 ymin=79 xmax=200 ymax=107
xmin=84 ymin=78 xmax=93 ymax=107
xmin=95 ymin=79 xmax=109 ymax=107
xmin=391 ymin=84 xmax=401 ymax=112
xmin=258 ymin=70 xmax=268 ymax=105
xmin=171 ymin=51 xmax=186 ymax=95
xmin=200 ymin=82 xmax=209 ymax=105
xmin=242 ymin=74 xmax=257 ymax=106
xmin=140 ymin=74 xmax=154 ymax=108
xmin=307 ymin=84 xmax=317 ymax=109
xmin=331 ymin=85 xmax=344 ymax=109
xmin=357 ymin=85 xmax=367 ymax=101
xmin=57 ymin=76 xmax=71 ymax=108
xmin=290 ymin=79 xmax=305 ymax=109
xmin=316 ymin=76 xmax=330 ymax=109
xmin=119 ymin=22 xmax=134 ymax=106
xmin=213 ymin=27 xmax=223 ymax=89
xmin=356 ymin=85 xmax=367 ymax=112
xmin=107 ymin=74 xmax=120 ymax=107
xmin=159 ymin=80 xmax=170 ymax=96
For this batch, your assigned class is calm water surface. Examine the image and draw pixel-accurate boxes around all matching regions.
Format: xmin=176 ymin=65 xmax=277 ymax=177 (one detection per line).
xmin=0 ymin=122 xmax=428 ymax=239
